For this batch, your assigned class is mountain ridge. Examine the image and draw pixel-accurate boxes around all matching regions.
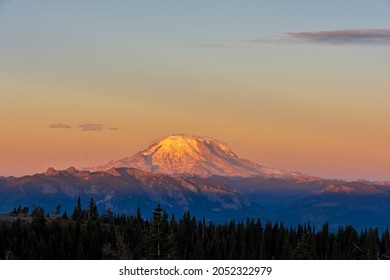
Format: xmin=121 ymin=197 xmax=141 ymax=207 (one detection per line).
xmin=1 ymin=165 xmax=390 ymax=229
xmin=1 ymin=134 xmax=389 ymax=230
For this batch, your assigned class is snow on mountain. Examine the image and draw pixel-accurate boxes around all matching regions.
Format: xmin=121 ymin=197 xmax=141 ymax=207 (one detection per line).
xmin=319 ymin=184 xmax=354 ymax=194
xmin=86 ymin=134 xmax=290 ymax=178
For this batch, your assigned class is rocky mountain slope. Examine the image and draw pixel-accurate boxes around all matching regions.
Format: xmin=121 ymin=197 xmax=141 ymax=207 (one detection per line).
xmin=0 ymin=167 xmax=256 ymax=220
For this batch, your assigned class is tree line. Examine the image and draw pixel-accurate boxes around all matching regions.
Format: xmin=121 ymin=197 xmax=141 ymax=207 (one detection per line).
xmin=0 ymin=197 xmax=389 ymax=260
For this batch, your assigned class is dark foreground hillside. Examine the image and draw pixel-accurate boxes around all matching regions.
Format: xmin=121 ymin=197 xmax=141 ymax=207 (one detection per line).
xmin=1 ymin=198 xmax=390 ymax=260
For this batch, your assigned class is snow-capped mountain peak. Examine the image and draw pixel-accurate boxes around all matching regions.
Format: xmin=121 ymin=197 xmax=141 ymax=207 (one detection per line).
xmin=86 ymin=134 xmax=288 ymax=178
xmin=142 ymin=134 xmax=237 ymax=161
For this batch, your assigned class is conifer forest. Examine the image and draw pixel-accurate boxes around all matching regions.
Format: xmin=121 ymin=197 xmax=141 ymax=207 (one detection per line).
xmin=1 ymin=197 xmax=389 ymax=260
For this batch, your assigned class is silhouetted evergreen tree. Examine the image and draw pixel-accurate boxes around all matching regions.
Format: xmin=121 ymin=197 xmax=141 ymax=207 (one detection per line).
xmin=72 ymin=196 xmax=83 ymax=221
xmin=88 ymin=197 xmax=98 ymax=221
xmin=293 ymin=233 xmax=313 ymax=260
xmin=144 ymin=203 xmax=171 ymax=259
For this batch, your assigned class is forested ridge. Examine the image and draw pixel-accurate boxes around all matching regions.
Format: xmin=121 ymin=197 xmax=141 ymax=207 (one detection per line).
xmin=1 ymin=197 xmax=389 ymax=260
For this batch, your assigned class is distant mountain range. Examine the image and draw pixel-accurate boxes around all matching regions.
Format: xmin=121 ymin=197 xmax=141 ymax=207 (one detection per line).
xmin=1 ymin=134 xmax=389 ymax=230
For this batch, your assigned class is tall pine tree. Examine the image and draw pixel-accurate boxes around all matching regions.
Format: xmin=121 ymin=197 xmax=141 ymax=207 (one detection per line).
xmin=72 ymin=196 xmax=83 ymax=221
xmin=145 ymin=203 xmax=170 ymax=259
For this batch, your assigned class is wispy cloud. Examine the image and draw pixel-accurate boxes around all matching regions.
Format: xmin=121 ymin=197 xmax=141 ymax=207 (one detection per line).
xmin=49 ymin=122 xmax=118 ymax=131
xmin=180 ymin=43 xmax=228 ymax=48
xmin=288 ymin=29 xmax=390 ymax=45
xmin=48 ymin=123 xmax=72 ymax=129
xmin=78 ymin=123 xmax=105 ymax=131
xmin=252 ymin=29 xmax=390 ymax=45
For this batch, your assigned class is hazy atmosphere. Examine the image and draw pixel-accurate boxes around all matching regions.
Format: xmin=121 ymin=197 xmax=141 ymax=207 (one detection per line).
xmin=1 ymin=0 xmax=389 ymax=180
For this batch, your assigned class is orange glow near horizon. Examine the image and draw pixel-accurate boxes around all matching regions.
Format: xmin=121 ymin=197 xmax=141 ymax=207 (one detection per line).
xmin=0 ymin=1 xmax=389 ymax=181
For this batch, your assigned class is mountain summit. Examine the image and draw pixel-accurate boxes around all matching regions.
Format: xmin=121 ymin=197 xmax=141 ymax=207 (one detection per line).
xmin=87 ymin=134 xmax=287 ymax=177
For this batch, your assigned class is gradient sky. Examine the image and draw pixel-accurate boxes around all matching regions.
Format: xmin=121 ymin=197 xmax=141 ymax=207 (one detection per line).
xmin=1 ymin=0 xmax=389 ymax=180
